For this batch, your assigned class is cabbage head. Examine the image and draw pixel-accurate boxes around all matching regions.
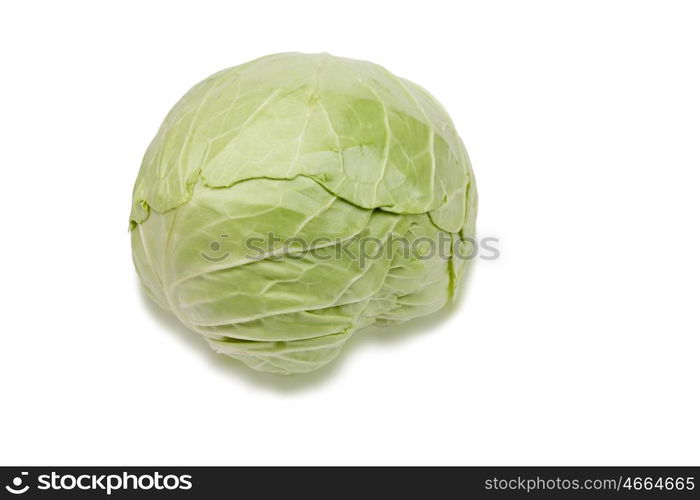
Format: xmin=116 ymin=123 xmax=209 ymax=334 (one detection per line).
xmin=130 ymin=53 xmax=477 ymax=374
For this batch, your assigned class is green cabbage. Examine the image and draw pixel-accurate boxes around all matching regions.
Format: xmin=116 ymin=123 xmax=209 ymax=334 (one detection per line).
xmin=130 ymin=53 xmax=477 ymax=374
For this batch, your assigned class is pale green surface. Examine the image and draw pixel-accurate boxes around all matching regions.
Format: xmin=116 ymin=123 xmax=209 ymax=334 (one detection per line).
xmin=130 ymin=53 xmax=477 ymax=374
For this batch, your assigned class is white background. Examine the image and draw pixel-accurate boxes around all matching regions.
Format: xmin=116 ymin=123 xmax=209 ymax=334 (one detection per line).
xmin=1 ymin=0 xmax=698 ymax=466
